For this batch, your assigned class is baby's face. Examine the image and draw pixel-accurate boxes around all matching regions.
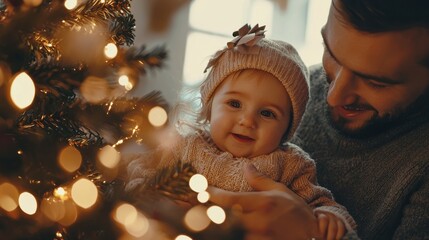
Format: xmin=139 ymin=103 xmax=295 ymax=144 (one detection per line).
xmin=209 ymin=69 xmax=292 ymax=158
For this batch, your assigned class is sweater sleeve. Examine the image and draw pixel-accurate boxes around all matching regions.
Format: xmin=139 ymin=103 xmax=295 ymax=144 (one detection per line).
xmin=392 ymin=173 xmax=429 ymax=239
xmin=280 ymin=144 xmax=357 ymax=231
xmin=124 ymin=133 xmax=187 ymax=193
xmin=124 ymin=148 xmax=163 ymax=193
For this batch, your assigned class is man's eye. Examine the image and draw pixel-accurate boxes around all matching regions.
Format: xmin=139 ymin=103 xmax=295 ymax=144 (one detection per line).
xmin=260 ymin=110 xmax=276 ymax=119
xmin=227 ymin=100 xmax=241 ymax=108
xmin=367 ymin=80 xmax=388 ymax=89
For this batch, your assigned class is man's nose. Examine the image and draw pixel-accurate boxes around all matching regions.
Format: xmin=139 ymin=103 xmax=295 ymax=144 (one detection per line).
xmin=326 ymin=67 xmax=359 ymax=107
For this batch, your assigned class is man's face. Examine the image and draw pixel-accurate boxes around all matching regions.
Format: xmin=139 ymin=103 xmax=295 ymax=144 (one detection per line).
xmin=321 ymin=1 xmax=429 ymax=137
xmin=209 ymin=70 xmax=291 ymax=158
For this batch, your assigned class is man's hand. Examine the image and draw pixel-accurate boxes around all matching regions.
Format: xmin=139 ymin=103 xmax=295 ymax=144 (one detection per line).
xmin=208 ymin=163 xmax=320 ymax=240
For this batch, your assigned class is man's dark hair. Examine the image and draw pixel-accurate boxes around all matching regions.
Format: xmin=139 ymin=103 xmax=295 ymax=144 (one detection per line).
xmin=334 ymin=0 xmax=429 ymax=32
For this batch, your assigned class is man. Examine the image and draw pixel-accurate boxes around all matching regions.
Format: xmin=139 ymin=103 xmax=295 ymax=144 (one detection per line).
xmin=208 ymin=0 xmax=429 ymax=239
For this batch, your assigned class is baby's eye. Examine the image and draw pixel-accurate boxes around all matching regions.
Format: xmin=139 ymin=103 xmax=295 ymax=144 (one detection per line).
xmin=260 ymin=109 xmax=276 ymax=119
xmin=227 ymin=100 xmax=241 ymax=108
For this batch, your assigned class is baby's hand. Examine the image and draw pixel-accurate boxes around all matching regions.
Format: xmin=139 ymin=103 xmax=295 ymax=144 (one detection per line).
xmin=315 ymin=211 xmax=346 ymax=240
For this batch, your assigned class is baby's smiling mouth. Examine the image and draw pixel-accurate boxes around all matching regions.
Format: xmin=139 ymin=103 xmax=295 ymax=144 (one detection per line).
xmin=232 ymin=133 xmax=255 ymax=142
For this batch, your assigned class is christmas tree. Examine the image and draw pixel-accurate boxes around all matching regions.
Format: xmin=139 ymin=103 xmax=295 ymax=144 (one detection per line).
xmin=0 ymin=0 xmax=242 ymax=239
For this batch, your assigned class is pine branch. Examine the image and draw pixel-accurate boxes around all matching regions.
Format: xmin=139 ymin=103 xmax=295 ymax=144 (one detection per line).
xmin=63 ymin=0 xmax=132 ymax=34
xmin=153 ymin=161 xmax=197 ymax=201
xmin=16 ymin=89 xmax=104 ymax=148
xmin=28 ymin=64 xmax=88 ymax=89
xmin=72 ymin=0 xmax=131 ymax=20
xmin=115 ymin=45 xmax=168 ymax=74
xmin=26 ymin=31 xmax=62 ymax=63
xmin=110 ymin=14 xmax=135 ymax=46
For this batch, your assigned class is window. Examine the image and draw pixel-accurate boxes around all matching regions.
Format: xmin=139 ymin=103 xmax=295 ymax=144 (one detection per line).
xmin=181 ymin=0 xmax=331 ymax=89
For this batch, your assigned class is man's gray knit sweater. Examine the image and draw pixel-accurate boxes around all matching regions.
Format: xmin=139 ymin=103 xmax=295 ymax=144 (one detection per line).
xmin=293 ymin=65 xmax=429 ymax=239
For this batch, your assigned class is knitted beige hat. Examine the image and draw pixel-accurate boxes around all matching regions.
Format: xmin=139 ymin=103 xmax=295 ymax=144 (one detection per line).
xmin=201 ymin=24 xmax=309 ymax=142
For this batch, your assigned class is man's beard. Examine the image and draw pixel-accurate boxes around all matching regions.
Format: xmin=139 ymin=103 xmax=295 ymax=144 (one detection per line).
xmin=327 ymin=89 xmax=429 ymax=139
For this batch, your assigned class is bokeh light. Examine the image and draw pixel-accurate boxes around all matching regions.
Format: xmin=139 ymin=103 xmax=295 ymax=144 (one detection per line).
xmin=148 ymin=106 xmax=168 ymax=127
xmin=117 ymin=67 xmax=136 ymax=91
xmin=118 ymin=75 xmax=134 ymax=90
xmin=98 ymin=145 xmax=120 ymax=169
xmin=124 ymin=212 xmax=149 ymax=238
xmin=189 ymin=174 xmax=208 ymax=193
xmin=114 ymin=203 xmax=138 ymax=226
xmin=41 ymin=197 xmax=66 ymax=222
xmin=0 ymin=62 xmax=11 ymax=88
xmin=0 ymin=182 xmax=19 ymax=212
xmin=206 ymin=205 xmax=226 ymax=224
xmin=80 ymin=76 xmax=110 ymax=104
xmin=64 ymin=0 xmax=77 ymax=10
xmin=124 ymin=82 xmax=133 ymax=91
xmin=113 ymin=203 xmax=149 ymax=238
xmin=175 ymin=235 xmax=193 ymax=240
xmin=18 ymin=192 xmax=37 ymax=215
xmin=58 ymin=146 xmax=82 ymax=173
xmin=57 ymin=199 xmax=78 ymax=226
xmin=54 ymin=187 xmax=69 ymax=200
xmin=10 ymin=72 xmax=35 ymax=109
xmin=56 ymin=231 xmax=63 ymax=238
xmin=184 ymin=205 xmax=210 ymax=232
xmin=118 ymin=75 xmax=130 ymax=86
xmin=104 ymin=43 xmax=118 ymax=59
xmin=197 ymin=191 xmax=210 ymax=203
xmin=71 ymin=178 xmax=98 ymax=209
xmin=23 ymin=0 xmax=43 ymax=7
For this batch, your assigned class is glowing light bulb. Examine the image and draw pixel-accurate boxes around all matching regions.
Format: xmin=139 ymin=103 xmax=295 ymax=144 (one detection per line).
xmin=54 ymin=187 xmax=68 ymax=200
xmin=58 ymin=146 xmax=82 ymax=173
xmin=10 ymin=72 xmax=35 ymax=109
xmin=189 ymin=174 xmax=208 ymax=193
xmin=148 ymin=106 xmax=168 ymax=127
xmin=207 ymin=205 xmax=226 ymax=224
xmin=104 ymin=43 xmax=118 ymax=59
xmin=176 ymin=235 xmax=193 ymax=240
xmin=18 ymin=192 xmax=37 ymax=215
xmin=98 ymin=145 xmax=120 ymax=169
xmin=64 ymin=0 xmax=77 ymax=10
xmin=118 ymin=75 xmax=129 ymax=86
xmin=197 ymin=191 xmax=210 ymax=203
xmin=71 ymin=178 xmax=98 ymax=209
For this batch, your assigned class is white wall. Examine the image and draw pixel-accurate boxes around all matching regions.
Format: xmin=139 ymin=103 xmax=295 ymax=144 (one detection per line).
xmin=130 ymin=1 xmax=191 ymax=105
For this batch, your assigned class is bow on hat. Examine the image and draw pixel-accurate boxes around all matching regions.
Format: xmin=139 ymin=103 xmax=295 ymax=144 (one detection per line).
xmin=204 ymin=24 xmax=266 ymax=73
